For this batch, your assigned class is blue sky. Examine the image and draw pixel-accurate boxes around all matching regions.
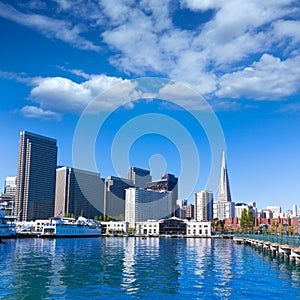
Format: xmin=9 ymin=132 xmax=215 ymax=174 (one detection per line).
xmin=0 ymin=0 xmax=300 ymax=212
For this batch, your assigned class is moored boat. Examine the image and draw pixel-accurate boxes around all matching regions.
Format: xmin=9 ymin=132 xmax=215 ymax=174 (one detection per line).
xmin=39 ymin=216 xmax=102 ymax=238
xmin=0 ymin=206 xmax=17 ymax=240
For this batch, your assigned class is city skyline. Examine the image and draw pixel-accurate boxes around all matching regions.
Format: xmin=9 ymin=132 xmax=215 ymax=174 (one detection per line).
xmin=1 ymin=1 xmax=300 ymax=212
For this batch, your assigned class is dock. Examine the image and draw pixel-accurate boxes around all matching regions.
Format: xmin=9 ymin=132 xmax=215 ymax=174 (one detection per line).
xmin=233 ymin=234 xmax=300 ymax=261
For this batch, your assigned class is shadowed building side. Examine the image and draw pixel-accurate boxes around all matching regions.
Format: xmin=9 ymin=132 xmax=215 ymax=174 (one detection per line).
xmin=15 ymin=131 xmax=57 ymax=221
xmin=55 ymin=167 xmax=105 ymax=219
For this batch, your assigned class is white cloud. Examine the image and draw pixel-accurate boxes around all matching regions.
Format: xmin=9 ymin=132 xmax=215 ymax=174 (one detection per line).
xmin=2 ymin=0 xmax=300 ymax=108
xmin=180 ymin=0 xmax=224 ymax=11
xmin=216 ymin=54 xmax=300 ymax=100
xmin=27 ymin=74 xmax=128 ymax=115
xmin=273 ymin=20 xmax=300 ymax=43
xmin=0 ymin=2 xmax=99 ymax=51
xmin=100 ymin=0 xmax=300 ymax=99
xmin=20 ymin=105 xmax=60 ymax=120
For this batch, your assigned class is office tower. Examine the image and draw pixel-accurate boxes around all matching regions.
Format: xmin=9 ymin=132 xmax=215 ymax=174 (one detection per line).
xmin=55 ymin=167 xmax=105 ymax=218
xmin=213 ymin=151 xmax=235 ymax=220
xmin=175 ymin=199 xmax=188 ymax=218
xmin=125 ymin=187 xmax=172 ymax=227
xmin=4 ymin=176 xmax=16 ymax=197
xmin=15 ymin=131 xmax=57 ymax=221
xmin=147 ymin=173 xmax=178 ymax=216
xmin=234 ymin=203 xmax=249 ymax=219
xmin=266 ymin=206 xmax=281 ymax=218
xmin=128 ymin=167 xmax=152 ymax=188
xmin=292 ymin=204 xmax=298 ymax=217
xmin=194 ymin=190 xmax=213 ymax=221
xmin=105 ymin=176 xmax=134 ymax=219
xmin=248 ymin=201 xmax=257 ymax=218
xmin=184 ymin=203 xmax=194 ymax=220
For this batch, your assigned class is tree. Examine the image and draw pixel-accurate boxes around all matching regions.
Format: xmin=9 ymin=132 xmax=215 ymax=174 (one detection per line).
xmin=240 ymin=208 xmax=254 ymax=232
xmin=240 ymin=208 xmax=248 ymax=232
xmin=247 ymin=208 xmax=254 ymax=231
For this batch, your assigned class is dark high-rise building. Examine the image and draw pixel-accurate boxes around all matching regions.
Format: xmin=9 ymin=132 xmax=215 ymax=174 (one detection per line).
xmin=15 ymin=131 xmax=57 ymax=221
xmin=55 ymin=167 xmax=105 ymax=218
xmin=105 ymin=176 xmax=134 ymax=219
xmin=128 ymin=167 xmax=152 ymax=188
xmin=146 ymin=173 xmax=178 ymax=216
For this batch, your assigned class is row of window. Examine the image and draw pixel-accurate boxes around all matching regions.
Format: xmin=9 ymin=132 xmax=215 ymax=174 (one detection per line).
xmin=187 ymin=229 xmax=209 ymax=235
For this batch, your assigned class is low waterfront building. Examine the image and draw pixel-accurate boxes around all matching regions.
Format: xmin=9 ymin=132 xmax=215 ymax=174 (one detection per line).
xmin=101 ymin=221 xmax=129 ymax=235
xmin=134 ymin=218 xmax=212 ymax=237
xmin=136 ymin=220 xmax=160 ymax=236
xmin=159 ymin=217 xmax=186 ymax=235
xmin=186 ymin=220 xmax=211 ymax=237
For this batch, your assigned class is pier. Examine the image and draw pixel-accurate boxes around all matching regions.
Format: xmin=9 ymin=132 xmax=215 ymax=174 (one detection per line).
xmin=233 ymin=234 xmax=300 ymax=261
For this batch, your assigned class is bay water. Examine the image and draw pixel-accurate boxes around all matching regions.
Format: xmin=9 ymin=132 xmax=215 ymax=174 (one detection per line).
xmin=1 ymin=237 xmax=300 ymax=299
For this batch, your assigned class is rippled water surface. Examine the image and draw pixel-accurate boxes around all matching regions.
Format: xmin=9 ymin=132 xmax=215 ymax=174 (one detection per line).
xmin=1 ymin=237 xmax=300 ymax=299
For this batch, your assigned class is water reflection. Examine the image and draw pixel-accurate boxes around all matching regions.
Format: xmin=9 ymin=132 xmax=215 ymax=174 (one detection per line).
xmin=121 ymin=237 xmax=180 ymax=296
xmin=1 ymin=238 xmax=300 ymax=299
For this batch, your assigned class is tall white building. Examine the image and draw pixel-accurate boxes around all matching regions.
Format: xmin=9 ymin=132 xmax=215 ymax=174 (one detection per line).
xmin=125 ymin=188 xmax=172 ymax=227
xmin=235 ymin=203 xmax=249 ymax=219
xmin=292 ymin=204 xmax=298 ymax=217
xmin=213 ymin=151 xmax=235 ymax=220
xmin=266 ymin=206 xmax=281 ymax=218
xmin=194 ymin=190 xmax=213 ymax=221
xmin=4 ymin=176 xmax=16 ymax=197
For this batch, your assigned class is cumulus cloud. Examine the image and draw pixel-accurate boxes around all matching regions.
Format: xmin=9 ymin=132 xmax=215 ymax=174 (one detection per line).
xmin=27 ymin=74 xmax=128 ymax=115
xmin=20 ymin=105 xmax=60 ymax=120
xmin=2 ymin=0 xmax=300 ymax=110
xmin=216 ymin=54 xmax=300 ymax=100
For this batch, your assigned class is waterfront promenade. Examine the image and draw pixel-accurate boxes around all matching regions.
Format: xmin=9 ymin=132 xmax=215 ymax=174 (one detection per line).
xmin=233 ymin=234 xmax=300 ymax=260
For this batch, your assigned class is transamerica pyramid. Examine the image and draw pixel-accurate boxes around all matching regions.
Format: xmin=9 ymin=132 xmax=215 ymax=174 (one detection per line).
xmin=218 ymin=151 xmax=232 ymax=202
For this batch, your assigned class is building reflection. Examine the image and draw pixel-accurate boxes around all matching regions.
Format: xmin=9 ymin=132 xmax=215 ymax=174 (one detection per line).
xmin=121 ymin=237 xmax=180 ymax=296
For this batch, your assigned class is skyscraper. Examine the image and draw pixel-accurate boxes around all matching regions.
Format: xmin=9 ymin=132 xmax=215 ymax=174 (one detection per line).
xmin=146 ymin=173 xmax=178 ymax=216
xmin=55 ymin=167 xmax=105 ymax=218
xmin=125 ymin=187 xmax=172 ymax=227
xmin=128 ymin=167 xmax=152 ymax=188
xmin=213 ymin=151 xmax=235 ymax=220
xmin=4 ymin=176 xmax=16 ymax=197
xmin=105 ymin=175 xmax=134 ymax=219
xmin=15 ymin=131 xmax=57 ymax=221
xmin=194 ymin=190 xmax=213 ymax=221
xmin=218 ymin=151 xmax=231 ymax=202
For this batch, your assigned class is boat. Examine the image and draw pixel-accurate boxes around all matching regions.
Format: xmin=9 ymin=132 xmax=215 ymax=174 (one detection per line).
xmin=39 ymin=216 xmax=102 ymax=237
xmin=0 ymin=206 xmax=17 ymax=240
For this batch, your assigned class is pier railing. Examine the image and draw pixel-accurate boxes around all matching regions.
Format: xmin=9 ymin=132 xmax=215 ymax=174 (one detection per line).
xmin=235 ymin=233 xmax=300 ymax=248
